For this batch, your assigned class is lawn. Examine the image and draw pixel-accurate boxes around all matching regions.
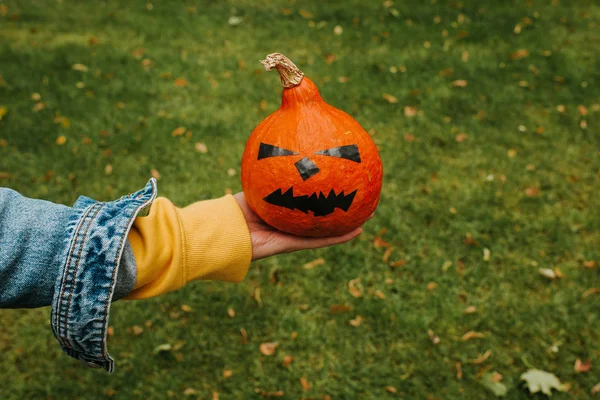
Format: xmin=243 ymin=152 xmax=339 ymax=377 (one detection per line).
xmin=1 ymin=0 xmax=599 ymax=398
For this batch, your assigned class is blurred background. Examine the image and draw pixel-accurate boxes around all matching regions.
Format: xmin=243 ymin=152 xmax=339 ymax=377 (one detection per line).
xmin=0 ymin=0 xmax=599 ymax=399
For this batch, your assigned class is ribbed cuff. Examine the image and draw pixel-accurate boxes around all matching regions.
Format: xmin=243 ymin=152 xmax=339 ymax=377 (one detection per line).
xmin=176 ymin=195 xmax=252 ymax=283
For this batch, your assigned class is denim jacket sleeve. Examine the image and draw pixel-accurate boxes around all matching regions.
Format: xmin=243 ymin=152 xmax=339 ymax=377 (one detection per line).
xmin=0 ymin=178 xmax=157 ymax=372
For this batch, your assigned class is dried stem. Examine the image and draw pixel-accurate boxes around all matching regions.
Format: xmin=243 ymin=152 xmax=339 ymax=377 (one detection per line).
xmin=260 ymin=53 xmax=304 ymax=88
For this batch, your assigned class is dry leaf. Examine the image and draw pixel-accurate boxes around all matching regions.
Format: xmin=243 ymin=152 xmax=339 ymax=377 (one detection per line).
xmin=240 ymin=328 xmax=248 ymax=344
xmin=539 ymin=268 xmax=557 ymax=279
xmin=282 ymin=355 xmax=294 ymax=367
xmin=463 ymin=306 xmax=477 ymax=314
xmin=373 ymin=236 xmax=392 ymax=248
xmin=256 ymin=390 xmax=285 ymax=398
xmin=404 ymin=106 xmax=418 ymax=117
xmin=349 ymin=315 xmax=363 ymax=327
xmin=348 ymin=278 xmax=363 ymax=298
xmin=427 ymin=282 xmax=438 ymax=290
xmin=227 ymin=307 xmax=235 ymax=318
xmin=428 ymin=329 xmax=440 ymax=345
xmin=510 ymin=49 xmax=529 ymax=60
xmin=195 ymin=142 xmax=208 ymax=153
xmin=461 ymin=331 xmax=485 ymax=341
xmin=227 ymin=168 xmax=236 ymax=177
xmin=456 ymin=362 xmax=463 ymax=380
xmin=507 ymin=149 xmax=517 ymax=158
xmin=151 ymin=168 xmax=161 ymax=180
xmin=525 ymin=186 xmax=539 ymax=197
xmin=56 ymin=136 xmax=67 ymax=145
xmin=382 ymin=247 xmax=394 ymax=263
xmin=107 ymin=326 xmax=114 ymax=336
xmin=455 ymin=133 xmax=468 ymax=142
xmin=583 ymin=288 xmax=600 ymax=298
xmin=212 ymin=392 xmax=219 ymax=400
xmin=578 ymin=105 xmax=588 ymax=116
xmin=172 ymin=127 xmax=186 ymax=136
xmin=439 ymin=68 xmax=454 ymax=77
xmin=374 ymin=290 xmax=386 ymax=299
xmin=574 ymin=358 xmax=591 ymax=373
xmin=452 ymin=80 xmax=468 ymax=87
xmin=442 ymin=260 xmax=453 ymax=271
xmin=259 ymin=99 xmax=267 ymax=111
xmin=0 ymin=106 xmax=6 ymax=120
xmin=181 ymin=304 xmax=192 ymax=312
xmin=404 ymin=132 xmax=415 ymax=142
xmin=469 ymin=350 xmax=492 ymax=364
xmin=72 ymin=63 xmax=89 ymax=72
xmin=259 ymin=342 xmax=279 ymax=356
xmin=483 ymin=248 xmax=491 ymax=262
xmin=303 ymin=257 xmax=325 ymax=269
xmin=385 ymin=386 xmax=397 ymax=393
xmin=132 ymin=325 xmax=143 ymax=335
xmin=330 ymin=304 xmax=352 ymax=313
xmin=53 ymin=116 xmax=70 ymax=128
xmin=223 ymin=369 xmax=233 ymax=378
xmin=390 ymin=259 xmax=406 ymax=267
xmin=583 ymin=260 xmax=596 ymax=268
xmin=299 ymin=9 xmax=314 ymax=19
xmin=300 ymin=377 xmax=311 ymax=390
xmin=383 ymin=93 xmax=398 ymax=104
xmin=592 ymin=383 xmax=600 ymax=394
xmin=105 ymin=164 xmax=113 ymax=176
xmin=174 ymin=78 xmax=189 ymax=87
xmin=33 ymin=102 xmax=46 ymax=112
xmin=333 ymin=25 xmax=343 ymax=35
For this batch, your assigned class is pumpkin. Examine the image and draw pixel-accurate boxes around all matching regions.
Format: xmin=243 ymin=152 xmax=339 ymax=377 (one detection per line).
xmin=241 ymin=53 xmax=383 ymax=237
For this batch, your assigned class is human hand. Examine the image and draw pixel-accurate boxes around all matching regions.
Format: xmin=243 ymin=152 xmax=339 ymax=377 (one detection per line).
xmin=233 ymin=192 xmax=365 ymax=261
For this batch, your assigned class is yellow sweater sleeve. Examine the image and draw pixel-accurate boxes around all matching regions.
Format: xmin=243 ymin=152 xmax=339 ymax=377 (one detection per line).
xmin=125 ymin=195 xmax=253 ymax=300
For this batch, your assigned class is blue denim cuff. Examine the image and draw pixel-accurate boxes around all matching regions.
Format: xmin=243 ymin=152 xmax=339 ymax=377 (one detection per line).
xmin=50 ymin=179 xmax=157 ymax=372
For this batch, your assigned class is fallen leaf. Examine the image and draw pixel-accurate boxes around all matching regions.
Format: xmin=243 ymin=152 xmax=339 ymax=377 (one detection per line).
xmin=578 ymin=105 xmax=588 ymax=116
xmin=72 ymin=63 xmax=89 ymax=72
xmin=32 ymin=102 xmax=46 ymax=112
xmin=349 ymin=315 xmax=363 ymax=327
xmin=481 ymin=372 xmax=507 ymax=397
xmin=330 ymin=304 xmax=352 ymax=313
xmin=56 ymin=136 xmax=67 ymax=145
xmin=373 ymin=236 xmax=392 ymax=248
xmin=510 ymin=49 xmax=529 ymax=60
xmin=462 ymin=331 xmax=485 ymax=341
xmin=223 ymin=369 xmax=233 ymax=378
xmin=105 ymin=164 xmax=113 ymax=176
xmin=404 ymin=132 xmax=415 ymax=142
xmin=404 ymin=106 xmax=418 ymax=117
xmin=53 ymin=116 xmax=70 ymax=128
xmin=172 ymin=127 xmax=186 ymax=136
xmin=452 ymin=80 xmax=468 ymax=87
xmin=107 ymin=326 xmax=114 ymax=336
xmin=154 ymin=343 xmax=172 ymax=354
xmin=442 ymin=260 xmax=453 ymax=271
xmin=390 ymin=259 xmax=406 ymax=267
xmin=227 ymin=168 xmax=236 ymax=177
xmin=299 ymin=9 xmax=313 ymax=19
xmin=348 ymin=278 xmax=363 ymax=298
xmin=574 ymin=358 xmax=591 ymax=373
xmin=428 ymin=329 xmax=440 ymax=345
xmin=525 ymin=186 xmax=539 ymax=197
xmin=0 ymin=106 xmax=7 ymax=120
xmin=131 ymin=48 xmax=145 ymax=59
xmin=212 ymin=392 xmax=219 ymax=400
xmin=195 ymin=142 xmax=208 ymax=153
xmin=382 ymin=247 xmax=394 ymax=263
xmin=469 ymin=350 xmax=492 ymax=364
xmin=483 ymin=248 xmax=491 ymax=261
xmin=439 ymin=68 xmax=454 ymax=77
xmin=539 ymin=268 xmax=557 ymax=279
xmin=464 ymin=306 xmax=477 ymax=314
xmin=337 ymin=76 xmax=349 ymax=83
xmin=240 ymin=328 xmax=248 ymax=344
xmin=282 ymin=355 xmax=294 ymax=367
xmin=383 ymin=93 xmax=398 ymax=104
xmin=583 ymin=260 xmax=596 ymax=268
xmin=183 ymin=388 xmax=197 ymax=396
xmin=507 ymin=149 xmax=517 ymax=158
xmin=462 ymin=50 xmax=470 ymax=62
xmin=151 ymin=168 xmax=161 ymax=180
xmin=333 ymin=25 xmax=343 ymax=35
xmin=174 ymin=78 xmax=189 ymax=87
xmin=0 ymin=172 xmax=13 ymax=180
xmin=583 ymin=288 xmax=600 ymax=298
xmin=300 ymin=377 xmax=311 ymax=390
xmin=132 ymin=326 xmax=144 ymax=335
xmin=256 ymin=389 xmax=285 ymax=398
xmin=303 ymin=257 xmax=325 ymax=269
xmin=385 ymin=386 xmax=397 ymax=393
xmin=455 ymin=133 xmax=468 ymax=142
xmin=592 ymin=383 xmax=600 ymax=394
xmin=227 ymin=307 xmax=235 ymax=318
xmin=520 ymin=369 xmax=569 ymax=396
xmin=427 ymin=282 xmax=438 ymax=291
xmin=374 ymin=290 xmax=386 ymax=299
xmin=456 ymin=362 xmax=463 ymax=380
xmin=260 ymin=342 xmax=279 ymax=356
xmin=181 ymin=304 xmax=192 ymax=312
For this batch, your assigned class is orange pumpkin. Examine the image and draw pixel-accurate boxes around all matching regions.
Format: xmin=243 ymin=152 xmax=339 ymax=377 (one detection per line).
xmin=241 ymin=53 xmax=383 ymax=237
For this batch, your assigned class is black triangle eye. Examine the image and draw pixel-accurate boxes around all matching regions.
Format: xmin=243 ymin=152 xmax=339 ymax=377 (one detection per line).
xmin=258 ymin=143 xmax=298 ymax=160
xmin=314 ymin=144 xmax=361 ymax=163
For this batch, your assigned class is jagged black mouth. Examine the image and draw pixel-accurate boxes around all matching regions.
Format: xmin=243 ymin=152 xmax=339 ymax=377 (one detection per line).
xmin=263 ymin=187 xmax=357 ymax=217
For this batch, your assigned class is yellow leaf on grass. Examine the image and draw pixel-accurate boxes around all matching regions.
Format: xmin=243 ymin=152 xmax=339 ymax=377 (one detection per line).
xmin=574 ymin=358 xmax=591 ymax=373
xmin=72 ymin=63 xmax=89 ymax=72
xmin=455 ymin=133 xmax=468 ymax=142
xmin=299 ymin=9 xmax=314 ymax=19
xmin=300 ymin=377 xmax=311 ymax=390
xmin=195 ymin=142 xmax=208 ymax=153
xmin=382 ymin=93 xmax=398 ymax=103
xmin=348 ymin=278 xmax=363 ymax=298
xmin=583 ymin=288 xmax=600 ymax=298
xmin=349 ymin=315 xmax=363 ymax=327
xmin=151 ymin=168 xmax=161 ymax=180
xmin=578 ymin=105 xmax=588 ymax=116
xmin=469 ymin=350 xmax=492 ymax=364
xmin=462 ymin=331 xmax=485 ymax=341
xmin=56 ymin=136 xmax=67 ymax=145
xmin=227 ymin=307 xmax=235 ymax=318
xmin=282 ymin=355 xmax=294 ymax=367
xmin=259 ymin=342 xmax=279 ymax=356
xmin=223 ymin=369 xmax=233 ymax=378
xmin=452 ymin=80 xmax=468 ymax=87
xmin=404 ymin=106 xmax=418 ymax=117
xmin=181 ymin=304 xmax=192 ymax=312
xmin=303 ymin=257 xmax=325 ymax=269
xmin=172 ymin=127 xmax=186 ymax=136
xmin=427 ymin=282 xmax=438 ymax=290
xmin=463 ymin=306 xmax=477 ymax=314
xmin=510 ymin=49 xmax=529 ymax=60
xmin=385 ymin=386 xmax=397 ymax=393
xmin=174 ymin=78 xmax=189 ymax=87
xmin=0 ymin=106 xmax=7 ymax=120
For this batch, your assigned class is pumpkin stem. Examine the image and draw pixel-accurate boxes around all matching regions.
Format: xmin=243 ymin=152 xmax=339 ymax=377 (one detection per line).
xmin=261 ymin=53 xmax=304 ymax=88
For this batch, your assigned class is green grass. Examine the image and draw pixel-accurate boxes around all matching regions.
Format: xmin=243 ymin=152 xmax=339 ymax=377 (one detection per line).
xmin=1 ymin=0 xmax=599 ymax=398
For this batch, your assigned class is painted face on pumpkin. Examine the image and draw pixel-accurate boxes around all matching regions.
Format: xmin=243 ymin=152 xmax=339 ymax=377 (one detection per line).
xmin=257 ymin=142 xmax=361 ymax=216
